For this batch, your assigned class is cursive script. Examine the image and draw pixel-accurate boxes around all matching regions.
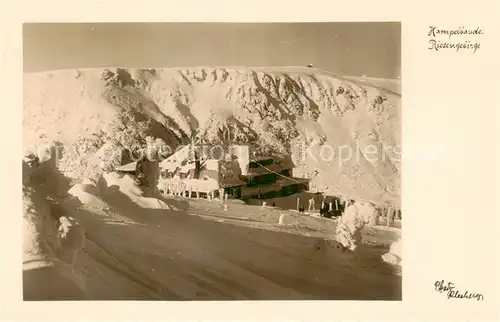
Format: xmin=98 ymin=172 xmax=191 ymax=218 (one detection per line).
xmin=434 ymin=280 xmax=484 ymax=301
xmin=428 ymin=25 xmax=483 ymax=53
xmin=428 ymin=39 xmax=480 ymax=53
xmin=428 ymin=26 xmax=484 ymax=39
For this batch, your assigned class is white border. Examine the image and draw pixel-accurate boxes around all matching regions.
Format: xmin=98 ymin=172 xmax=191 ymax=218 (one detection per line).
xmin=1 ymin=0 xmax=498 ymax=321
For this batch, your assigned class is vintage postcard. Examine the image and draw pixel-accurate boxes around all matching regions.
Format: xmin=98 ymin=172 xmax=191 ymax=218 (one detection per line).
xmin=0 ymin=1 xmax=498 ymax=321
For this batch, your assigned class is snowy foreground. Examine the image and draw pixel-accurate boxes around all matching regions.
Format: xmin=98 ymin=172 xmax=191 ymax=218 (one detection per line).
xmin=24 ymin=168 xmax=401 ymax=301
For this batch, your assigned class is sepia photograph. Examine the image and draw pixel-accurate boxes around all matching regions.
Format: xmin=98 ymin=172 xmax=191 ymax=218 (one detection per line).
xmin=22 ymin=22 xmax=402 ymax=301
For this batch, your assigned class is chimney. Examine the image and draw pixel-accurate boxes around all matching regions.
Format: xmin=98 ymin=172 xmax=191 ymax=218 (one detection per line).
xmin=232 ymin=145 xmax=249 ymax=175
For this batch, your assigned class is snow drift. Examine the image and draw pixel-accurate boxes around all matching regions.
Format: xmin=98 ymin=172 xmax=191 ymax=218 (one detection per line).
xmin=23 ymin=160 xmax=88 ymax=300
xmin=382 ymin=237 xmax=402 ymax=266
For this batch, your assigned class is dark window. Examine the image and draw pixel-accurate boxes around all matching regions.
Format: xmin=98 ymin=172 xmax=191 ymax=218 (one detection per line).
xmin=249 ymin=162 xmax=259 ymax=169
xmin=249 ymin=158 xmax=273 ymax=168
xmin=261 ymin=159 xmax=273 ymax=166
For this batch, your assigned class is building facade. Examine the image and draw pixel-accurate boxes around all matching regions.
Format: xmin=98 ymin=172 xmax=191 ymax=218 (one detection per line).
xmin=158 ymin=144 xmax=309 ymax=200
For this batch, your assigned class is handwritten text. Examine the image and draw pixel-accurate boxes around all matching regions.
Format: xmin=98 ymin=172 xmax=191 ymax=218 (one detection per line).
xmin=434 ymin=280 xmax=484 ymax=301
xmin=428 ymin=25 xmax=483 ymax=53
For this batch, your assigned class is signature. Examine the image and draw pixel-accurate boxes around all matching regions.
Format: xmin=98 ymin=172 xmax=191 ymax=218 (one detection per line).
xmin=434 ymin=280 xmax=484 ymax=301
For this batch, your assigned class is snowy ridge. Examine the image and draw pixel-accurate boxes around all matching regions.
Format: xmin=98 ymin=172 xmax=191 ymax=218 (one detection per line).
xmin=24 ymin=66 xmax=401 ymax=204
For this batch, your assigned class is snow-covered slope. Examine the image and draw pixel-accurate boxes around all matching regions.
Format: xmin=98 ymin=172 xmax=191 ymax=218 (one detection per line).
xmin=23 ymin=66 xmax=401 ymax=204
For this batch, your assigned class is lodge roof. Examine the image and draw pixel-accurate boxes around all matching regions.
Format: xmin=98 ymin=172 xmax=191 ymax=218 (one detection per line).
xmin=246 ymin=153 xmax=295 ymax=174
xmin=219 ymin=177 xmax=246 ymax=188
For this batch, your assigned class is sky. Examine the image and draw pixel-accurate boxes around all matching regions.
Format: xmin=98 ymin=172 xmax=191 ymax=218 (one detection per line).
xmin=23 ymin=22 xmax=401 ymax=79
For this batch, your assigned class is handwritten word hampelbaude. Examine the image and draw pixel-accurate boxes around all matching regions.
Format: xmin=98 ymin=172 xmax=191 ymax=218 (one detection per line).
xmin=428 ymin=26 xmax=484 ymax=39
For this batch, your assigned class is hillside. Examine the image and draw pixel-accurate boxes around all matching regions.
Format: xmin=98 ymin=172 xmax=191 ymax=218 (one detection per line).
xmin=23 ymin=66 xmax=401 ymax=204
